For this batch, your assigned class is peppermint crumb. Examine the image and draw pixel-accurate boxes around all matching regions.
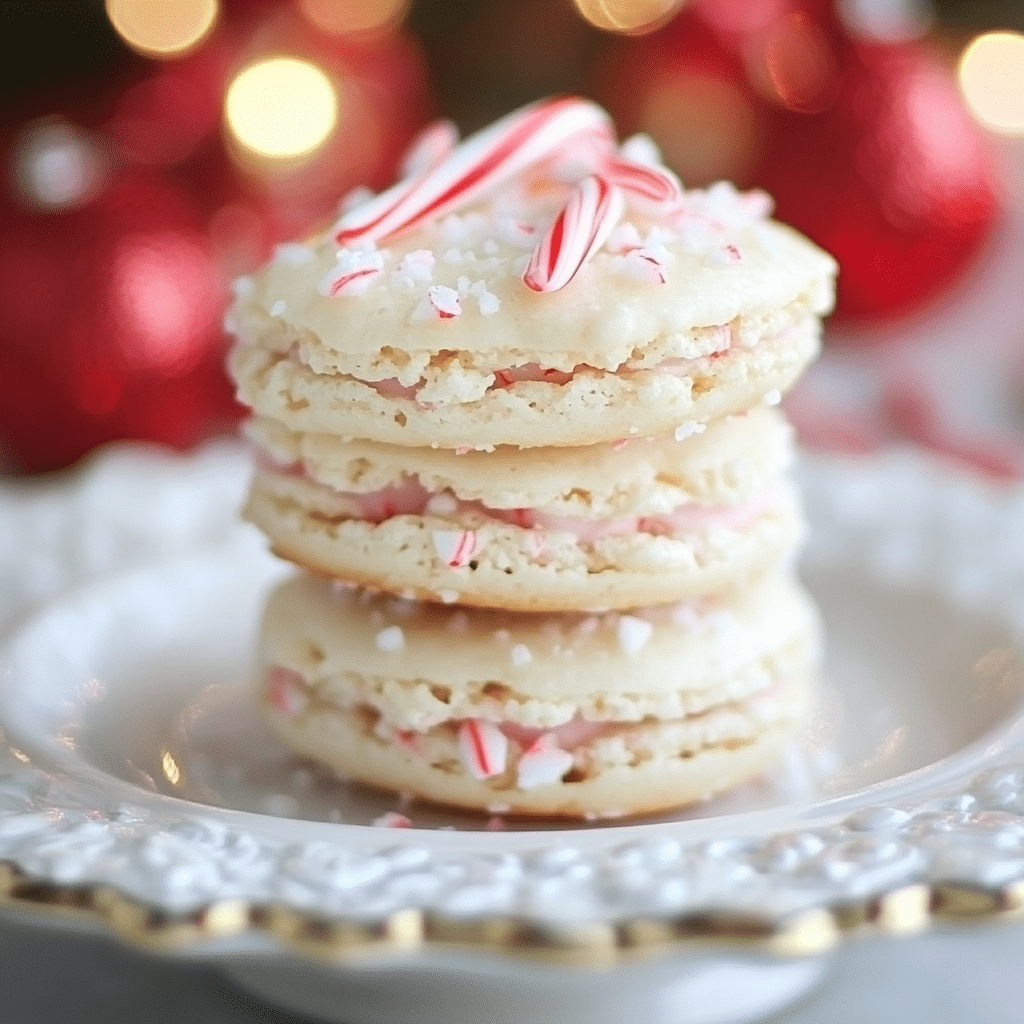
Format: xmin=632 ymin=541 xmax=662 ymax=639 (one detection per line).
xmin=447 ymin=612 xmax=469 ymax=633
xmin=375 ymin=626 xmax=405 ymax=652
xmin=443 ymin=247 xmax=464 ymax=264
xmin=438 ymin=589 xmax=460 ymax=604
xmin=273 ymin=243 xmax=316 ymax=265
xmin=511 ymin=644 xmax=532 ymax=665
xmin=477 ymin=290 xmax=500 ymax=315
xmin=425 ymin=493 xmax=458 ymax=515
xmin=493 ymin=629 xmax=511 ymax=643
xmin=674 ymin=422 xmax=707 ymax=441
xmin=763 ymin=389 xmax=782 ymax=406
xmin=483 ymin=239 xmax=499 ymax=255
xmin=231 ymin=276 xmax=254 ymax=298
xmin=399 ymin=588 xmax=417 ymax=600
xmin=617 ymin=615 xmax=653 ymax=654
xmin=373 ymin=812 xmax=412 ymax=828
xmin=222 ymin=313 xmax=237 ymax=334
xmin=270 ymin=299 xmax=287 ymax=316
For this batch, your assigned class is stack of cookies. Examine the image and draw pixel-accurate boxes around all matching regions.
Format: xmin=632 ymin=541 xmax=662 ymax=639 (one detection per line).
xmin=227 ymin=97 xmax=837 ymax=819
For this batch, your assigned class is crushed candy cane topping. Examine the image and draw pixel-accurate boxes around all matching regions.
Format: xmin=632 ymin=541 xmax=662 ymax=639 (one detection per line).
xmin=310 ymin=96 xmax=773 ymax=300
xmin=516 ymin=736 xmax=574 ymax=789
xmin=458 ymin=720 xmax=508 ymax=779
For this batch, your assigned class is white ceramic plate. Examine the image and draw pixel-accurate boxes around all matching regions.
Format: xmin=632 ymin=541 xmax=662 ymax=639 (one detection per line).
xmin=4 ymin=444 xmax=1024 ymax=1024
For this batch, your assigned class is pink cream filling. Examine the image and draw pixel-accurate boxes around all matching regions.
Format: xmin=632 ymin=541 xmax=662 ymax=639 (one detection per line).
xmin=334 ymin=330 xmax=732 ymax=402
xmin=261 ymin=460 xmax=772 ymax=541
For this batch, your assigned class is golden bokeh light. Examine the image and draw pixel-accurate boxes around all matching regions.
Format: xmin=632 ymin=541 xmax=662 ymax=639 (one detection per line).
xmin=573 ymin=0 xmax=684 ymax=35
xmin=105 ymin=0 xmax=218 ymax=58
xmin=297 ymin=0 xmax=409 ymax=37
xmin=225 ymin=58 xmax=339 ymax=160
xmin=959 ymin=31 xmax=1024 ymax=135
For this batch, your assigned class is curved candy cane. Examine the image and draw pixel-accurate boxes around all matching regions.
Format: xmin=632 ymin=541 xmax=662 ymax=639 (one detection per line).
xmin=400 ymin=119 xmax=459 ymax=177
xmin=606 ymin=157 xmax=685 ymax=218
xmin=332 ymin=120 xmax=458 ymax=245
xmin=334 ymin=96 xmax=614 ymax=245
xmin=523 ymin=174 xmax=625 ymax=292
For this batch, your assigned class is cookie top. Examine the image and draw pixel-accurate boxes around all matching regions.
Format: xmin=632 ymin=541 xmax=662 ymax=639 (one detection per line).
xmin=227 ymin=97 xmax=836 ymax=384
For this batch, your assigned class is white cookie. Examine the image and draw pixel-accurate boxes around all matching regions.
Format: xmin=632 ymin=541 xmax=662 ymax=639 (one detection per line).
xmin=258 ymin=571 xmax=819 ymax=817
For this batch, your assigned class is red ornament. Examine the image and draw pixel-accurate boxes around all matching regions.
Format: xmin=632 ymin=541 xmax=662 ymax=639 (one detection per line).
xmin=596 ymin=0 xmax=998 ymax=326
xmin=0 ymin=128 xmax=238 ymax=473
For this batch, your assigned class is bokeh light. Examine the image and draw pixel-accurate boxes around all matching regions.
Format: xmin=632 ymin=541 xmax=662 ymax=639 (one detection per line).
xmin=11 ymin=120 xmax=106 ymax=212
xmin=640 ymin=72 xmax=759 ymax=185
xmin=959 ymin=32 xmax=1024 ymax=136
xmin=225 ymin=57 xmax=339 ymax=160
xmin=297 ymin=0 xmax=409 ymax=38
xmin=573 ymin=0 xmax=684 ymax=36
xmin=105 ymin=0 xmax=218 ymax=58
xmin=756 ymin=12 xmax=839 ymax=113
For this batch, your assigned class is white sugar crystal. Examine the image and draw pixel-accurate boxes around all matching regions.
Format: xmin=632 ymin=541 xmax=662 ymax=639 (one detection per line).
xmin=477 ymin=289 xmax=500 ymax=315
xmin=394 ymin=249 xmax=435 ymax=285
xmin=456 ymin=275 xmax=472 ymax=296
xmin=375 ymin=626 xmax=405 ymax=652
xmin=764 ymin=389 xmax=782 ymax=406
xmin=442 ymin=247 xmax=465 ymax=264
xmin=273 ymin=242 xmax=316 ymax=265
xmin=230 ymin=275 xmax=253 ymax=298
xmin=483 ymin=239 xmax=499 ymax=255
xmin=493 ymin=629 xmax=511 ymax=643
xmin=511 ymin=644 xmax=532 ymax=665
xmin=222 ymin=312 xmax=237 ymax=334
xmin=438 ymin=589 xmax=460 ymax=604
xmin=429 ymin=285 xmax=462 ymax=317
xmin=674 ymin=422 xmax=707 ymax=441
xmin=618 ymin=615 xmax=653 ymax=654
xmin=270 ymin=299 xmax=287 ymax=316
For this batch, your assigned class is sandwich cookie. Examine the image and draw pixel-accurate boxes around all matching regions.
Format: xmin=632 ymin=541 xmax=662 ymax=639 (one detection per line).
xmin=258 ymin=572 xmax=819 ymax=818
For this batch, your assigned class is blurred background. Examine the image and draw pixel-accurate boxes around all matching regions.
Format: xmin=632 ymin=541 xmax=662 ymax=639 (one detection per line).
xmin=1 ymin=0 xmax=1023 ymax=475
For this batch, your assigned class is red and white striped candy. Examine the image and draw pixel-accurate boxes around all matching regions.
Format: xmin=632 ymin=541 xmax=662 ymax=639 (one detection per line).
xmin=400 ymin=119 xmax=459 ymax=177
xmin=606 ymin=157 xmax=684 ymax=219
xmin=332 ymin=122 xmax=457 ymax=246
xmin=334 ymin=96 xmax=614 ymax=245
xmin=516 ymin=736 xmax=573 ymax=789
xmin=319 ymin=249 xmax=384 ymax=297
xmin=432 ymin=529 xmax=479 ymax=567
xmin=458 ymin=720 xmax=508 ymax=779
xmin=523 ymin=174 xmax=625 ymax=292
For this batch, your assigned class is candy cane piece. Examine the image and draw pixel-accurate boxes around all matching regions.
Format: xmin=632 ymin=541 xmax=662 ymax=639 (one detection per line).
xmin=517 ymin=736 xmax=573 ymax=789
xmin=458 ymin=720 xmax=508 ymax=779
xmin=432 ymin=529 xmax=479 ymax=567
xmin=332 ymin=122 xmax=457 ymax=245
xmin=606 ymin=157 xmax=684 ymax=219
xmin=335 ymin=96 xmax=614 ymax=245
xmin=319 ymin=249 xmax=385 ymax=297
xmin=523 ymin=174 xmax=625 ymax=292
xmin=400 ymin=119 xmax=459 ymax=177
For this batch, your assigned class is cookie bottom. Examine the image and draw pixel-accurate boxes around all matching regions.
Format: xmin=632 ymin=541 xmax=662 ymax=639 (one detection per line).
xmin=260 ymin=671 xmax=814 ymax=819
